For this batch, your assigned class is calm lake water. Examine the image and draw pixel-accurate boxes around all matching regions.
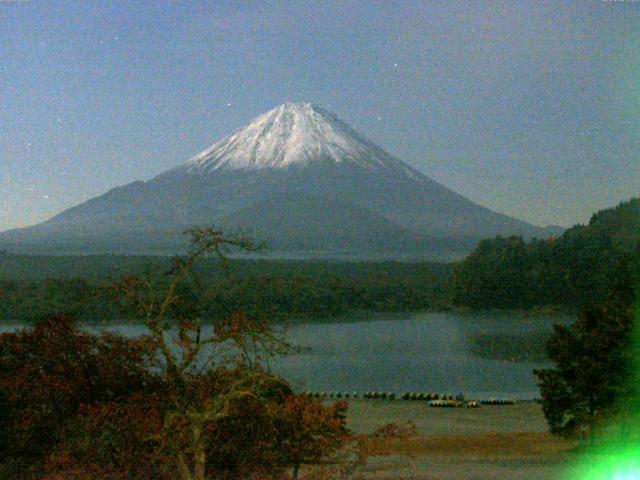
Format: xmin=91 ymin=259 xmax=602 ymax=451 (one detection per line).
xmin=1 ymin=311 xmax=573 ymax=400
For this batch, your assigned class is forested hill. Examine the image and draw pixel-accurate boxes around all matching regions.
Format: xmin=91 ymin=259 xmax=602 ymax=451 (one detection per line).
xmin=0 ymin=258 xmax=454 ymax=324
xmin=452 ymin=197 xmax=640 ymax=309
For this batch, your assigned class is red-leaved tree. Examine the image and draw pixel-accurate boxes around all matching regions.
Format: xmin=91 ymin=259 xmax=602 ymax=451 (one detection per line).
xmin=1 ymin=228 xmax=350 ymax=480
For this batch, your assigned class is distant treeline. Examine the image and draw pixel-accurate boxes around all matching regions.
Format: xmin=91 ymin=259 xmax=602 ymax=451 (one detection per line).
xmin=2 ymin=198 xmax=638 ymax=321
xmin=0 ymin=258 xmax=454 ymax=323
xmin=452 ymin=198 xmax=640 ymax=309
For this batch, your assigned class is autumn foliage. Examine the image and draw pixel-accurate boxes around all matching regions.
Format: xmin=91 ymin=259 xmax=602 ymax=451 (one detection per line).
xmin=0 ymin=316 xmax=348 ymax=480
xmin=0 ymin=314 xmax=164 ymax=478
xmin=0 ymin=229 xmax=349 ymax=479
xmin=270 ymin=395 xmax=349 ymax=479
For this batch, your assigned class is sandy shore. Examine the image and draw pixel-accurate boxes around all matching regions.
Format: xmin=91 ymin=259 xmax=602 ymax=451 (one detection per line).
xmin=323 ymin=399 xmax=577 ymax=480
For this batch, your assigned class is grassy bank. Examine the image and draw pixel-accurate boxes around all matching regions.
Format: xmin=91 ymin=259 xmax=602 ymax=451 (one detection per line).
xmin=305 ymin=399 xmax=576 ymax=479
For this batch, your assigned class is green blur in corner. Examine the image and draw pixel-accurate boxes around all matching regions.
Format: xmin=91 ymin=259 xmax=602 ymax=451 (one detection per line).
xmin=566 ymin=302 xmax=640 ymax=480
xmin=568 ymin=443 xmax=640 ymax=480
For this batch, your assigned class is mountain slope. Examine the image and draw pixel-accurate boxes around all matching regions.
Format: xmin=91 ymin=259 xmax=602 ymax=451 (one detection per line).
xmin=0 ymin=102 xmax=555 ymax=258
xmin=212 ymin=192 xmax=475 ymax=256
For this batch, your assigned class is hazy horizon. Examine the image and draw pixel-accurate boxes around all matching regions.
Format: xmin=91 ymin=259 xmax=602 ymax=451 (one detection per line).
xmin=2 ymin=1 xmax=638 ymax=232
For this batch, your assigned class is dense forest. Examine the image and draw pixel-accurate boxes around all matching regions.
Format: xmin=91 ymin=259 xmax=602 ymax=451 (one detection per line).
xmin=452 ymin=198 xmax=640 ymax=309
xmin=0 ymin=257 xmax=454 ymax=323
xmin=2 ymin=197 xmax=638 ymax=323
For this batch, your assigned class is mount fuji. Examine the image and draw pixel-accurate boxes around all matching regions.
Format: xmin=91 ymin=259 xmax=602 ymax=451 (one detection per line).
xmin=0 ymin=103 xmax=558 ymax=259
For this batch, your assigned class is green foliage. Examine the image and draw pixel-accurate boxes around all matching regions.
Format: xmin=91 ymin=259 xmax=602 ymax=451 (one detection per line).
xmin=0 ymin=259 xmax=454 ymax=324
xmin=453 ymin=198 xmax=640 ymax=309
xmin=0 ymin=278 xmax=119 ymax=323
xmin=534 ymin=302 xmax=634 ymax=440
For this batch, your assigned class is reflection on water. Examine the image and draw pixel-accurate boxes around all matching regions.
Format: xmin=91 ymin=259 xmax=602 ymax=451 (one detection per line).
xmin=274 ymin=312 xmax=573 ymax=399
xmin=0 ymin=311 xmax=573 ymax=400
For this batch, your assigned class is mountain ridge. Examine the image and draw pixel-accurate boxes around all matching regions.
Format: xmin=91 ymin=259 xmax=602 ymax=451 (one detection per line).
xmin=0 ymin=102 xmax=558 ymax=259
xmin=176 ymin=102 xmax=419 ymax=176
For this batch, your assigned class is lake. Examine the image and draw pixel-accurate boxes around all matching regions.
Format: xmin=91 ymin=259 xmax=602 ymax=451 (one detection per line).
xmin=0 ymin=311 xmax=573 ymax=400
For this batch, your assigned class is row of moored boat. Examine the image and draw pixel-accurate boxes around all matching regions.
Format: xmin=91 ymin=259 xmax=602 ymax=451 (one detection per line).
xmin=301 ymin=391 xmax=517 ymax=407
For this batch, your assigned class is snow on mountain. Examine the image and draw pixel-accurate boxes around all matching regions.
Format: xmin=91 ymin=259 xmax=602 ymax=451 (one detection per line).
xmin=0 ymin=102 xmax=556 ymax=258
xmin=181 ymin=102 xmax=419 ymax=179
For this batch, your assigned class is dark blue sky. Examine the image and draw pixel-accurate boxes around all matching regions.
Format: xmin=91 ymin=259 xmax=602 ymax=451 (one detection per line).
xmin=1 ymin=0 xmax=638 ymax=231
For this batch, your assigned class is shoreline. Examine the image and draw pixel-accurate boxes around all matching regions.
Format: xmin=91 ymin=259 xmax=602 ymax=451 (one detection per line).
xmin=325 ymin=399 xmax=575 ymax=479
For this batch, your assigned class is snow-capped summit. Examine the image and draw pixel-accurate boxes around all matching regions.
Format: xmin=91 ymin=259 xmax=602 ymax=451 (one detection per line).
xmin=183 ymin=102 xmax=404 ymax=173
xmin=0 ymin=102 xmax=556 ymax=257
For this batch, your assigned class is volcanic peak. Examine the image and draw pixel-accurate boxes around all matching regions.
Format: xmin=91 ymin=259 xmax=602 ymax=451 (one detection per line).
xmin=183 ymin=102 xmax=398 ymax=173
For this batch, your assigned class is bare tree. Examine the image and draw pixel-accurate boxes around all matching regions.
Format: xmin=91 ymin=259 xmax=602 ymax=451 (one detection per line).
xmin=115 ymin=227 xmax=290 ymax=480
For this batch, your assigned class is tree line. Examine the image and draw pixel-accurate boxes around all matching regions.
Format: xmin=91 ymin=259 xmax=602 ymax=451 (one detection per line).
xmin=449 ymin=198 xmax=640 ymax=446
xmin=522 ymin=198 xmax=640 ymax=447
xmin=452 ymin=198 xmax=640 ymax=309
xmin=0 ymin=261 xmax=454 ymax=324
xmin=0 ymin=229 xmax=350 ymax=479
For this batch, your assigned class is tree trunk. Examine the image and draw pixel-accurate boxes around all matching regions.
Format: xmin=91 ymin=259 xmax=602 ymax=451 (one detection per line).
xmin=293 ymin=463 xmax=300 ymax=480
xmin=588 ymin=396 xmax=596 ymax=446
xmin=193 ymin=421 xmax=207 ymax=480
xmin=177 ymin=453 xmax=193 ymax=480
